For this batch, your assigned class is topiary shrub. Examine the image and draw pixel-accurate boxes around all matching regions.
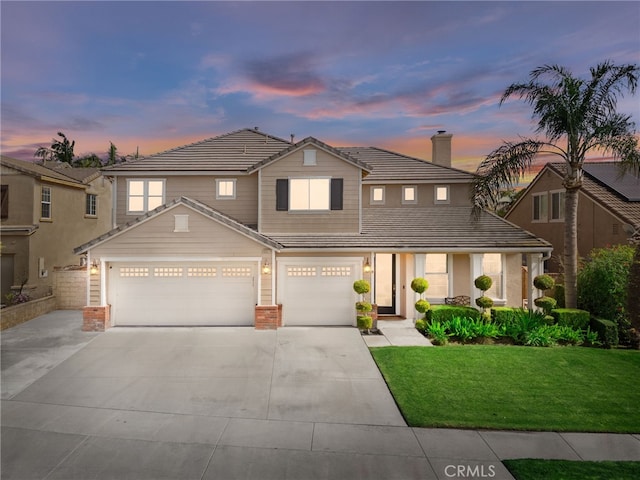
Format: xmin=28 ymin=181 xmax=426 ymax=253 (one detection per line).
xmin=356 ymin=301 xmax=372 ymax=313
xmin=357 ymin=315 xmax=373 ymax=332
xmin=475 ymin=296 xmax=494 ymax=310
xmin=534 ymin=296 xmax=557 ymax=315
xmin=474 ymin=275 xmax=493 ymax=292
xmin=353 ymin=280 xmax=371 ymax=295
xmin=410 ymin=277 xmax=429 ymax=295
xmin=415 ymin=319 xmax=427 ymax=334
xmin=415 ymin=299 xmax=431 ymax=314
xmin=533 ymin=274 xmax=555 ymax=291
xmin=551 ymin=308 xmax=590 ymax=330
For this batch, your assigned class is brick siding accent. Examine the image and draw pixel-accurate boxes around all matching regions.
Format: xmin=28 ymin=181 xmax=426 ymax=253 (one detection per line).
xmin=255 ymin=304 xmax=282 ymax=330
xmin=82 ymin=305 xmax=111 ymax=332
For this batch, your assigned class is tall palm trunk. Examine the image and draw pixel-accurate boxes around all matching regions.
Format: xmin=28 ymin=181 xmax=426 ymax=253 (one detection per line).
xmin=563 ymin=164 xmax=582 ymax=309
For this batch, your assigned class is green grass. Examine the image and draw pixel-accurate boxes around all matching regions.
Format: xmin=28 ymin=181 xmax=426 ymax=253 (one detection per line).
xmin=370 ymin=345 xmax=640 ymax=432
xmin=503 ymin=459 xmax=640 ymax=480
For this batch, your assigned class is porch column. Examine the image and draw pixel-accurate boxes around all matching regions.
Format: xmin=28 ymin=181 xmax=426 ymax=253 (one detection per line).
xmin=527 ymin=253 xmax=544 ymax=311
xmin=470 ymin=253 xmax=483 ymax=310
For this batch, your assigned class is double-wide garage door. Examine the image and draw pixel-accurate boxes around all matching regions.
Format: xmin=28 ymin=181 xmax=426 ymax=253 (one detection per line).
xmin=109 ymin=262 xmax=256 ymax=326
xmin=278 ymin=259 xmax=359 ymax=326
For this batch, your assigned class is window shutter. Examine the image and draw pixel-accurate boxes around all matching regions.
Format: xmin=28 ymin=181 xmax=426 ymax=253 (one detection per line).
xmin=330 ymin=178 xmax=343 ymax=210
xmin=276 ymin=179 xmax=288 ymax=211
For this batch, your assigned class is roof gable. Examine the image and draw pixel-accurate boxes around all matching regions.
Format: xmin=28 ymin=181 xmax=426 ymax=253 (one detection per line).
xmin=74 ymin=196 xmax=282 ymax=254
xmin=1 ymin=155 xmax=84 ymax=187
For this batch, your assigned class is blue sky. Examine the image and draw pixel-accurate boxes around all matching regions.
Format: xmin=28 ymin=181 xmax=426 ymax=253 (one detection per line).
xmin=2 ymin=1 xmax=639 ymax=171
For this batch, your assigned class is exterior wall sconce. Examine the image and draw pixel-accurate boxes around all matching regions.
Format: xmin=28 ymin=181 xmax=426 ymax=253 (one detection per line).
xmin=363 ymin=258 xmax=372 ymax=273
xmin=90 ymin=261 xmax=99 ymax=275
xmin=262 ymin=262 xmax=272 ymax=275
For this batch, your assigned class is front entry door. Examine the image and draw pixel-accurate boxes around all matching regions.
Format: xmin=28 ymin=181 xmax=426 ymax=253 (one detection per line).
xmin=375 ymin=253 xmax=396 ymax=314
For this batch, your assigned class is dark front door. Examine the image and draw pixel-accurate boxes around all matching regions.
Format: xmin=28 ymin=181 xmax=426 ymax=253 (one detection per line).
xmin=375 ymin=253 xmax=396 ymax=314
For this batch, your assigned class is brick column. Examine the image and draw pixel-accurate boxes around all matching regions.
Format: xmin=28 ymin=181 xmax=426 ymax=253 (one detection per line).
xmin=82 ymin=305 xmax=111 ymax=332
xmin=255 ymin=305 xmax=282 ymax=330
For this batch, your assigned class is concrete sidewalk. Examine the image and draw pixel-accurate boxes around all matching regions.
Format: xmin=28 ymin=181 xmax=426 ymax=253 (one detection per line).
xmin=1 ymin=311 xmax=639 ymax=480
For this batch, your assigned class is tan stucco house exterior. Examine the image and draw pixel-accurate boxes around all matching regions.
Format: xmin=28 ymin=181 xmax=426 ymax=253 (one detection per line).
xmin=505 ymin=162 xmax=640 ymax=273
xmin=75 ymin=129 xmax=552 ymax=329
xmin=0 ymin=156 xmax=112 ymax=300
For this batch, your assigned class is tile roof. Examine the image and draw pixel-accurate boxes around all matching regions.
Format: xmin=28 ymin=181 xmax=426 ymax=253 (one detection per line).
xmin=1 ymin=155 xmax=84 ymax=185
xmin=103 ymin=129 xmax=292 ymax=173
xmin=548 ymin=162 xmax=640 ymax=229
xmin=74 ymin=196 xmax=282 ymax=254
xmin=268 ymin=207 xmax=551 ymax=251
xmin=339 ymin=147 xmax=475 ymax=183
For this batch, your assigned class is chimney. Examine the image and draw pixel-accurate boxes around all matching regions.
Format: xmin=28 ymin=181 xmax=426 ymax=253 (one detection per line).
xmin=431 ymin=130 xmax=453 ymax=168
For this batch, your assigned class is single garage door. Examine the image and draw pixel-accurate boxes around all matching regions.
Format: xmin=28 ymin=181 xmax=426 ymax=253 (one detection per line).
xmin=109 ymin=262 xmax=256 ymax=326
xmin=278 ymin=259 xmax=359 ymax=326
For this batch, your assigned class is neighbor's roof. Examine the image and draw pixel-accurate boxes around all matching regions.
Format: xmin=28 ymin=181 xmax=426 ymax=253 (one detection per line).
xmin=0 ymin=155 xmax=84 ymax=187
xmin=268 ymin=206 xmax=551 ymax=251
xmin=340 ymin=147 xmax=475 ymax=183
xmin=74 ymin=196 xmax=282 ymax=254
xmin=548 ymin=162 xmax=640 ymax=229
xmin=102 ymin=129 xmax=293 ymax=174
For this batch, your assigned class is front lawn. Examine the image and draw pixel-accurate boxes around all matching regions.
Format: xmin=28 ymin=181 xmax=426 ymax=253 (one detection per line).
xmin=370 ymin=345 xmax=640 ymax=432
xmin=503 ymin=459 xmax=640 ymax=480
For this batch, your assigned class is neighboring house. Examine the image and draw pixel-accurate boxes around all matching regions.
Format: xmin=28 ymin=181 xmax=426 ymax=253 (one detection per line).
xmin=75 ymin=128 xmax=551 ymax=329
xmin=505 ymin=162 xmax=640 ymax=273
xmin=0 ymin=156 xmax=112 ymax=300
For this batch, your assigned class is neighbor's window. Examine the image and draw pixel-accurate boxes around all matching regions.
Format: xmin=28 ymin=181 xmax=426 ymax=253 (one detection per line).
xmin=85 ymin=194 xmax=97 ymax=216
xmin=425 ymin=253 xmax=449 ymax=298
xmin=402 ymin=185 xmax=417 ymax=204
xmin=1 ymin=185 xmax=8 ymax=219
xmin=127 ymin=179 xmax=165 ymax=213
xmin=290 ymin=178 xmax=330 ymax=211
xmin=435 ymin=185 xmax=449 ymax=204
xmin=550 ymin=190 xmax=565 ymax=221
xmin=216 ymin=179 xmax=236 ymax=199
xmin=41 ymin=186 xmax=52 ymax=219
xmin=483 ymin=253 xmax=504 ymax=299
xmin=371 ymin=186 xmax=385 ymax=205
xmin=532 ymin=192 xmax=547 ymax=222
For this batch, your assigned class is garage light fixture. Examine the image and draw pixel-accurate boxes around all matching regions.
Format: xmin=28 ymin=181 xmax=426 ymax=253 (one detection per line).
xmin=90 ymin=260 xmax=99 ymax=275
xmin=262 ymin=262 xmax=272 ymax=275
xmin=363 ymin=258 xmax=372 ymax=273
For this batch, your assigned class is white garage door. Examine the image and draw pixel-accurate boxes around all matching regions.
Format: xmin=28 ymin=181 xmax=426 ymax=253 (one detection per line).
xmin=278 ymin=259 xmax=359 ymax=326
xmin=109 ymin=262 xmax=256 ymax=326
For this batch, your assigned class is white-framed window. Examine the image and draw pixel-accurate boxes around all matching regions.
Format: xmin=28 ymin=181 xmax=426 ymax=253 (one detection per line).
xmin=216 ymin=179 xmax=236 ymax=199
xmin=483 ymin=253 xmax=504 ymax=299
xmin=425 ymin=253 xmax=449 ymax=298
xmin=402 ymin=185 xmax=418 ymax=204
xmin=127 ymin=179 xmax=165 ymax=214
xmin=370 ymin=186 xmax=385 ymax=205
xmin=303 ymin=149 xmax=317 ymax=166
xmin=532 ymin=192 xmax=548 ymax=222
xmin=85 ymin=194 xmax=97 ymax=217
xmin=290 ymin=178 xmax=330 ymax=211
xmin=41 ymin=186 xmax=52 ymax=219
xmin=435 ymin=185 xmax=449 ymax=204
xmin=550 ymin=190 xmax=565 ymax=221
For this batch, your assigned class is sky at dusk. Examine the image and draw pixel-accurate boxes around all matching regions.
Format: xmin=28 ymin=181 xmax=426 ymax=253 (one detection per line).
xmin=1 ymin=1 xmax=639 ymax=172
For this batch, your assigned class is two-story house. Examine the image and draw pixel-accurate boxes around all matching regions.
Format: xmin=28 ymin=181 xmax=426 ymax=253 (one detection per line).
xmin=75 ymin=128 xmax=551 ymax=329
xmin=0 ymin=156 xmax=112 ymax=300
xmin=505 ymin=162 xmax=640 ymax=273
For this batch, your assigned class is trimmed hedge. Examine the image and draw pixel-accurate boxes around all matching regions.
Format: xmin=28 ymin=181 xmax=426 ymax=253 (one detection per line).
xmin=426 ymin=305 xmax=481 ymax=323
xmin=590 ymin=317 xmax=619 ymax=349
xmin=551 ymin=308 xmax=590 ymax=330
xmin=491 ymin=307 xmax=517 ymax=326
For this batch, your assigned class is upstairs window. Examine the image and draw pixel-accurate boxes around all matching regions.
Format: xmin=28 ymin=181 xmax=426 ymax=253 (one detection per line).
xmin=370 ymin=186 xmax=385 ymax=205
xmin=402 ymin=185 xmax=417 ymax=204
xmin=276 ymin=178 xmax=343 ymax=212
xmin=1 ymin=185 xmax=8 ymax=219
xmin=435 ymin=185 xmax=449 ymax=204
xmin=532 ymin=192 xmax=547 ymax=222
xmin=127 ymin=179 xmax=165 ymax=214
xmin=41 ymin=186 xmax=52 ymax=219
xmin=216 ymin=179 xmax=236 ymax=199
xmin=85 ymin=194 xmax=97 ymax=217
xmin=550 ymin=190 xmax=565 ymax=221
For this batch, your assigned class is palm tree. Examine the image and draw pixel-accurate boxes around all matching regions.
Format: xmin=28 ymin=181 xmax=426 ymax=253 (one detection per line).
xmin=34 ymin=132 xmax=76 ymax=164
xmin=472 ymin=61 xmax=640 ymax=308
